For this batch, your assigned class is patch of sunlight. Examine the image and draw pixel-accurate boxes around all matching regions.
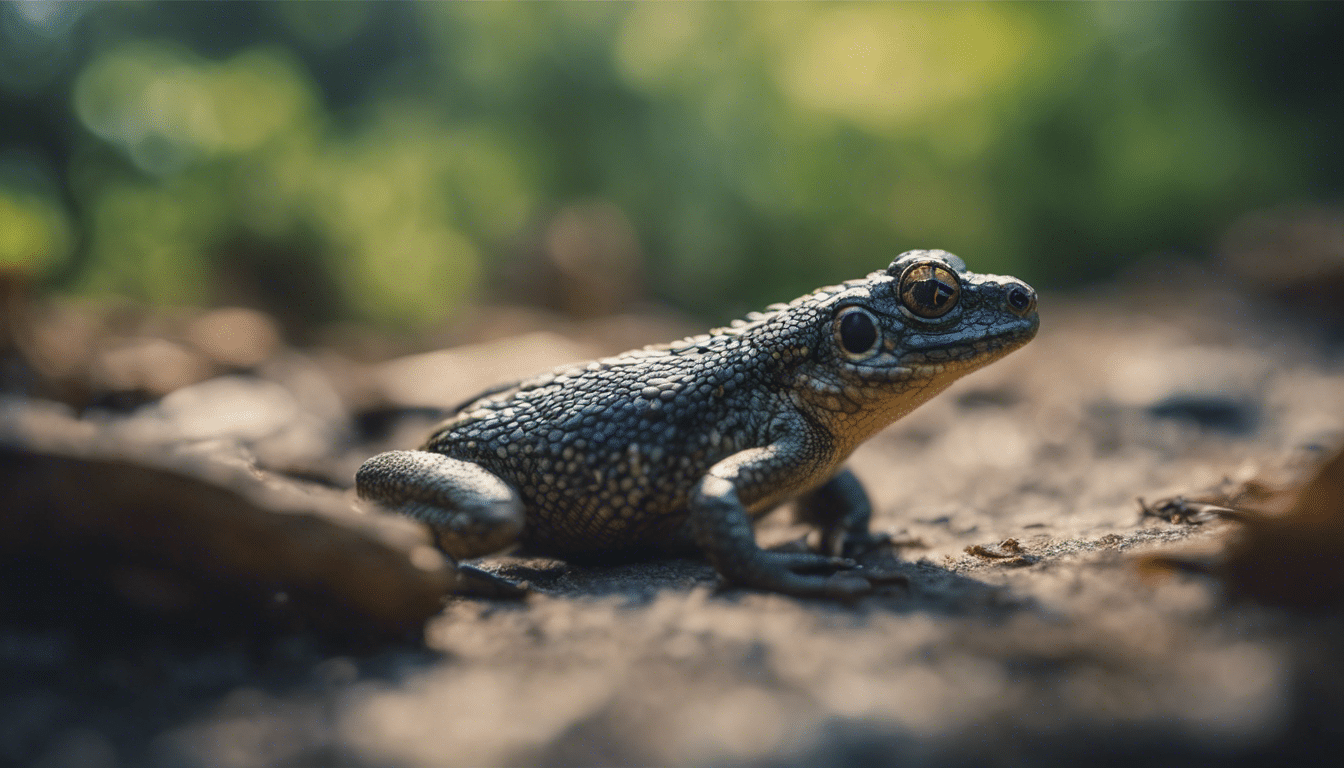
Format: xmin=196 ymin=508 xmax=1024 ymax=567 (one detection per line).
xmin=614 ymin=1 xmax=715 ymax=90
xmin=308 ymin=135 xmax=484 ymax=327
xmin=356 ymin=101 xmax=537 ymax=241
xmin=774 ymin=4 xmax=1040 ymax=134
xmin=343 ymin=223 xmax=481 ymax=328
xmin=209 ymin=48 xmax=317 ymax=153
xmin=0 ymin=187 xmax=71 ymax=271
xmin=73 ymin=43 xmax=317 ymax=175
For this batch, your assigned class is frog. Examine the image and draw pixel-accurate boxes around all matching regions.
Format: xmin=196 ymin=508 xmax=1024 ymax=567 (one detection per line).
xmin=356 ymin=250 xmax=1038 ymax=599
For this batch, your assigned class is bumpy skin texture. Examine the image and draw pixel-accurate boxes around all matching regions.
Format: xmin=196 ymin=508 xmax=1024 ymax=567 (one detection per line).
xmin=357 ymin=250 xmax=1039 ymax=599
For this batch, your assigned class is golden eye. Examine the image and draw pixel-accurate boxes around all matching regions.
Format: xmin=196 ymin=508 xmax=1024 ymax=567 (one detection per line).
xmin=834 ymin=306 xmax=880 ymax=357
xmin=899 ymin=262 xmax=961 ymax=319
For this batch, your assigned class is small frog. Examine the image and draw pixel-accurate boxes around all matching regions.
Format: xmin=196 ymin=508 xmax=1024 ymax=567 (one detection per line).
xmin=357 ymin=250 xmax=1038 ymax=598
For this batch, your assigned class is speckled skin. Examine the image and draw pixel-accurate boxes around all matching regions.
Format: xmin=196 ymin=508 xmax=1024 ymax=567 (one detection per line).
xmin=357 ymin=250 xmax=1039 ymax=598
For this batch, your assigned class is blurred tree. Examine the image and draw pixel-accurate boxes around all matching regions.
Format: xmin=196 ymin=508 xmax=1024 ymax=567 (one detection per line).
xmin=0 ymin=1 xmax=1339 ymax=329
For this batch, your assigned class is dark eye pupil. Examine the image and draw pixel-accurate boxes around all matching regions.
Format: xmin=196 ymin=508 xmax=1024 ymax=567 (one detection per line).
xmin=910 ymin=278 xmax=955 ymax=310
xmin=840 ymin=310 xmax=877 ymax=354
xmin=899 ymin=263 xmax=961 ymax=318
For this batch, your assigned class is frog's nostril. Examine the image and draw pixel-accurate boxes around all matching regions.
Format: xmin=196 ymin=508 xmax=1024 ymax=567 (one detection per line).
xmin=1005 ymin=284 xmax=1035 ymax=315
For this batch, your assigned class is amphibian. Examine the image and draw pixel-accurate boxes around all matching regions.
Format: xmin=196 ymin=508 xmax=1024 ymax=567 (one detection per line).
xmin=357 ymin=250 xmax=1038 ymax=598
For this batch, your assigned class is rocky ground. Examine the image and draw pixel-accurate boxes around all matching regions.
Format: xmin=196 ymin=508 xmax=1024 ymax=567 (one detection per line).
xmin=3 ymin=261 xmax=1344 ymax=767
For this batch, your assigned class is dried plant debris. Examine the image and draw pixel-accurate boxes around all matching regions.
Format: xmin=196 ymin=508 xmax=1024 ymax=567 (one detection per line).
xmin=0 ymin=398 xmax=452 ymax=641
xmin=966 ymin=538 xmax=1040 ymax=567
xmin=1138 ymin=496 xmax=1231 ymax=525
xmin=1138 ymin=473 xmax=1293 ymax=525
xmin=1142 ymin=444 xmax=1344 ymax=609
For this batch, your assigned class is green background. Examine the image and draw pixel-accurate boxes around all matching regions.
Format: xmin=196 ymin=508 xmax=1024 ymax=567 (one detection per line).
xmin=2 ymin=1 xmax=1340 ymax=329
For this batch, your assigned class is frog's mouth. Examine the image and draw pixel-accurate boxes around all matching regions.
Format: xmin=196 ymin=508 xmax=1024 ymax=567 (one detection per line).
xmin=897 ymin=318 xmax=1039 ymax=368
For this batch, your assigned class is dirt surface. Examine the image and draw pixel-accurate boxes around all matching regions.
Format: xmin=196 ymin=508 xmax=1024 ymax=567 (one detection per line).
xmin=4 ymin=267 xmax=1344 ymax=767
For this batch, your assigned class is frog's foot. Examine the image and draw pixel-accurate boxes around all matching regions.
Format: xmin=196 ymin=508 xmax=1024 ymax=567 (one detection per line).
xmin=763 ymin=550 xmax=858 ymax=573
xmin=723 ymin=550 xmax=873 ymax=601
xmin=767 ymin=538 xmax=906 ymax=590
xmin=827 ymin=529 xmax=894 ymax=560
xmin=822 ymin=531 xmax=909 ymax=587
xmin=453 ymin=563 xmax=530 ymax=600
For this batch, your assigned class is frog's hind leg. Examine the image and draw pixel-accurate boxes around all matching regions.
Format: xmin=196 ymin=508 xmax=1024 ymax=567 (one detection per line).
xmin=356 ymin=450 xmax=524 ymax=562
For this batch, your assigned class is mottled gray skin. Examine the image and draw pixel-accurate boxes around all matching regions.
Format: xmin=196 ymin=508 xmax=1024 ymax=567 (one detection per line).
xmin=357 ymin=250 xmax=1039 ymax=599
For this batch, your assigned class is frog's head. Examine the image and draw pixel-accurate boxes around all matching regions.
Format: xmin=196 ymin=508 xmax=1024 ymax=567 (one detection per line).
xmin=787 ymin=249 xmax=1039 ymax=445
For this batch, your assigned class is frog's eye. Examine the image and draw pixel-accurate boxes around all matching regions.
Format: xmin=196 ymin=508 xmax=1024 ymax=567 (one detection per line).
xmin=899 ymin=261 xmax=961 ymax=319
xmin=834 ymin=306 xmax=881 ymax=358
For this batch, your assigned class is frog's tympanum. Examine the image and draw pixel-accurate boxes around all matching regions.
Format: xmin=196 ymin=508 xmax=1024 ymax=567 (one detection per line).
xmin=357 ymin=250 xmax=1039 ymax=598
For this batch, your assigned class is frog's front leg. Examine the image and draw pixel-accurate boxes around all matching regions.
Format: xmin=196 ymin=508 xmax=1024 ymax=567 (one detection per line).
xmin=356 ymin=450 xmax=526 ymax=597
xmin=689 ymin=444 xmax=873 ymax=600
xmin=794 ymin=468 xmax=892 ymax=558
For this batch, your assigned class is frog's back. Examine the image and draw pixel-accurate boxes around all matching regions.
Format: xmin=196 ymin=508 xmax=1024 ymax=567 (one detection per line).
xmin=424 ymin=336 xmax=779 ymax=553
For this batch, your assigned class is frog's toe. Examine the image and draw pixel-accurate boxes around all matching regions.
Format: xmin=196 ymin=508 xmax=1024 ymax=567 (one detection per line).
xmin=453 ymin=563 xmax=530 ymax=600
xmin=840 ymin=530 xmax=894 ymax=559
xmin=761 ymin=550 xmax=859 ymax=574
xmin=772 ymin=571 xmax=873 ymax=601
xmin=819 ymin=573 xmax=875 ymax=601
xmin=722 ymin=552 xmax=874 ymax=600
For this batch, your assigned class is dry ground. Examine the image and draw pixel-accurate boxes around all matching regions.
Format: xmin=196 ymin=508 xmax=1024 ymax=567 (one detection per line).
xmin=4 ymin=267 xmax=1344 ymax=767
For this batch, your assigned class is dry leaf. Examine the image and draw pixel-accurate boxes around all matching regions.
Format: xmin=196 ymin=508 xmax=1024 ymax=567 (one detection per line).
xmin=1141 ymin=445 xmax=1344 ymax=609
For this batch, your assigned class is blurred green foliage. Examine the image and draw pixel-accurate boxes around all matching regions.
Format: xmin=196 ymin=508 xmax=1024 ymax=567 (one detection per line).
xmin=0 ymin=1 xmax=1340 ymax=328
